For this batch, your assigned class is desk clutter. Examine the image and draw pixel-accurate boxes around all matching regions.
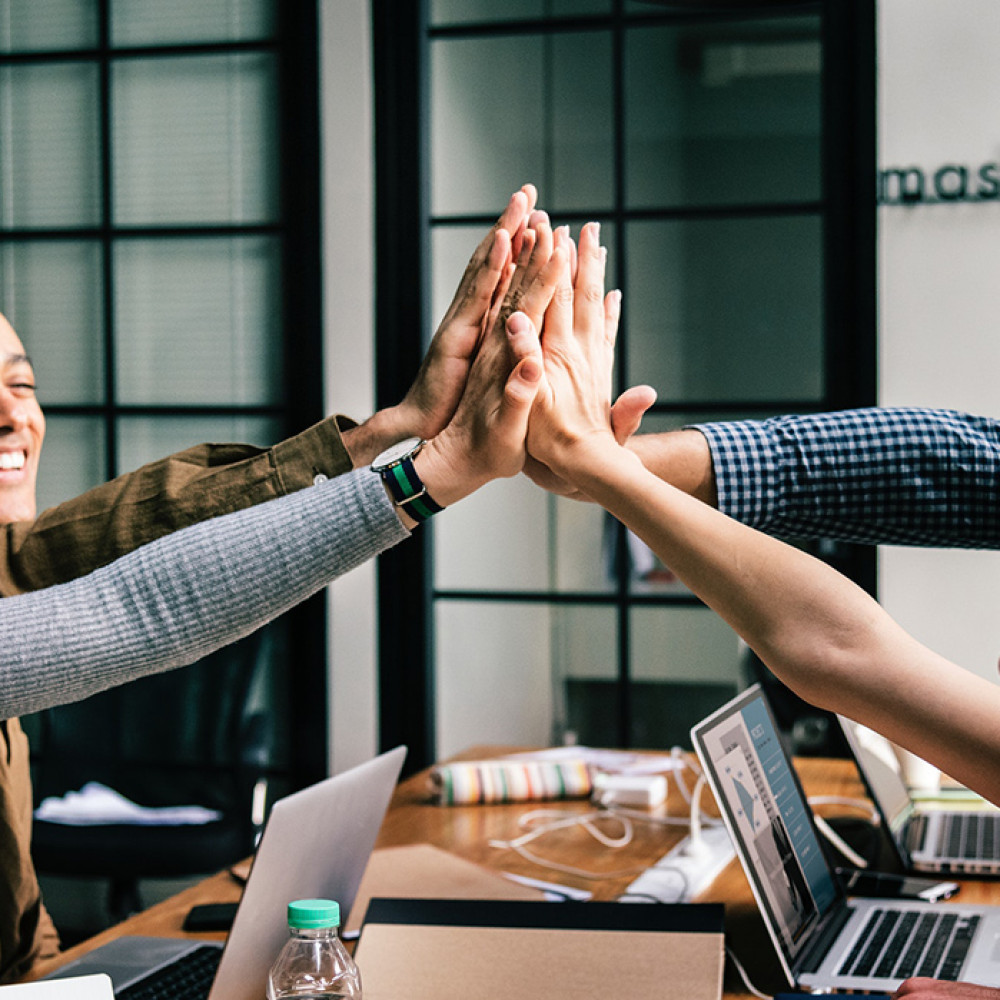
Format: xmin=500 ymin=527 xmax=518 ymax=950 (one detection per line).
xmin=428 ymin=746 xmax=682 ymax=806
xmin=30 ymin=742 xmax=946 ymax=1000
xmin=425 ymin=746 xmax=733 ymax=899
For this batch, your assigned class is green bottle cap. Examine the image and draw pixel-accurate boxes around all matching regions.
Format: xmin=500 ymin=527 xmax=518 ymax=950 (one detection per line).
xmin=287 ymin=898 xmax=341 ymax=929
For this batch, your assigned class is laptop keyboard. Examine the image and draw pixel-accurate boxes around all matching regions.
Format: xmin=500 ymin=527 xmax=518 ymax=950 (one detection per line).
xmin=837 ymin=908 xmax=979 ymax=982
xmin=910 ymin=812 xmax=1000 ymax=860
xmin=116 ymin=945 xmax=222 ymax=1000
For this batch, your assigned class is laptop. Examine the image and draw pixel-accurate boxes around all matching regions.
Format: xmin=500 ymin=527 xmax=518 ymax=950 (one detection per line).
xmin=45 ymin=746 xmax=407 ymax=1000
xmin=691 ymin=686 xmax=1000 ymax=993
xmin=838 ymin=714 xmax=1000 ymax=876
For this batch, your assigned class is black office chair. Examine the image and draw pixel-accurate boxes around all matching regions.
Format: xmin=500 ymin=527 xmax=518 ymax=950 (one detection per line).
xmin=29 ymin=630 xmax=275 ymax=925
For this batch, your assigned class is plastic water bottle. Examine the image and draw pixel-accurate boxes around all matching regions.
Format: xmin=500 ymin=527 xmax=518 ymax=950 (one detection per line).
xmin=266 ymin=898 xmax=362 ymax=1000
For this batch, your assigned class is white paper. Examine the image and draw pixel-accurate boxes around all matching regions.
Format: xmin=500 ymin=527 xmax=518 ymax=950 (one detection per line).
xmin=0 ymin=974 xmax=113 ymax=1000
xmin=34 ymin=782 xmax=221 ymax=826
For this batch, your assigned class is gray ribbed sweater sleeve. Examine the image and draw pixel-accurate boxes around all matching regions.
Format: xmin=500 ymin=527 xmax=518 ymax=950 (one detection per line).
xmin=0 ymin=468 xmax=409 ymax=720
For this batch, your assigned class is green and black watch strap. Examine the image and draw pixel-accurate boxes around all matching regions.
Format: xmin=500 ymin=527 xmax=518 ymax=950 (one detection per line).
xmin=381 ymin=454 xmax=445 ymax=524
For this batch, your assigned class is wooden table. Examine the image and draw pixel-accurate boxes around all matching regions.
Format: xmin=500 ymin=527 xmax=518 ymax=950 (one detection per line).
xmin=30 ymin=749 xmax=1000 ymax=998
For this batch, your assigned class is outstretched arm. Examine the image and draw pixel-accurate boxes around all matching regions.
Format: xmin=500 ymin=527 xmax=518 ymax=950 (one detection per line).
xmin=0 ymin=470 xmax=406 ymax=720
xmin=0 ymin=201 xmax=563 ymax=721
xmin=1 ymin=299 xmax=554 ymax=723
xmin=529 ymin=382 xmax=1000 ymax=551
xmin=689 ymin=408 xmax=1000 ymax=548
xmin=0 ymin=187 xmax=543 ymax=598
xmin=519 ymin=224 xmax=1000 ymax=808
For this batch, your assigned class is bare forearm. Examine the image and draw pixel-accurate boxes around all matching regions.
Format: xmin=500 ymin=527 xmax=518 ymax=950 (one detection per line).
xmin=575 ymin=445 xmax=883 ymax=686
xmin=627 ymin=429 xmax=718 ymax=507
xmin=569 ymin=444 xmax=1000 ymax=804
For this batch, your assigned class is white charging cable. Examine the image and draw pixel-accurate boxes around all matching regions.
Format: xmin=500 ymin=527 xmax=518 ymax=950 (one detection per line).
xmin=488 ymin=808 xmax=651 ymax=880
xmin=683 ymin=773 xmax=713 ymax=859
xmin=725 ymin=945 xmax=773 ymax=1000
xmin=489 ymin=751 xmax=717 ymax=880
xmin=807 ymin=795 xmax=881 ymax=870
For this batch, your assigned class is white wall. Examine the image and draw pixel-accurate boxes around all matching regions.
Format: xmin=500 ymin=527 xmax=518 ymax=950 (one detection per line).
xmin=318 ymin=0 xmax=379 ymax=773
xmin=877 ymin=0 xmax=1000 ymax=685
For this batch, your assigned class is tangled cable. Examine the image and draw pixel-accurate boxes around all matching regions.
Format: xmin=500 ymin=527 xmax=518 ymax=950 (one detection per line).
xmin=488 ymin=749 xmax=721 ymax=880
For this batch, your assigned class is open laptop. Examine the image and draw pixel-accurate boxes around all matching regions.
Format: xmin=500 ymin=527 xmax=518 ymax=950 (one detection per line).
xmin=45 ymin=746 xmax=407 ymax=1000
xmin=691 ymin=687 xmax=1000 ymax=993
xmin=838 ymin=713 xmax=1000 ymax=876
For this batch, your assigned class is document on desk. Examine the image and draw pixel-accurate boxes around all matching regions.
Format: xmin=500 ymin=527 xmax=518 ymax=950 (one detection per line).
xmin=356 ymin=898 xmax=724 ymax=1000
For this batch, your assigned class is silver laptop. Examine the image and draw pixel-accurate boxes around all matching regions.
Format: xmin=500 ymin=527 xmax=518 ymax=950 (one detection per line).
xmin=691 ymin=687 xmax=1000 ymax=993
xmin=45 ymin=746 xmax=406 ymax=1000
xmin=838 ymin=714 xmax=1000 ymax=876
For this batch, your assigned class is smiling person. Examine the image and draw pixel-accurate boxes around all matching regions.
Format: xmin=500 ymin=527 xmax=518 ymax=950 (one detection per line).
xmin=0 ymin=184 xmax=561 ymax=982
xmin=0 ymin=316 xmax=42 ymax=521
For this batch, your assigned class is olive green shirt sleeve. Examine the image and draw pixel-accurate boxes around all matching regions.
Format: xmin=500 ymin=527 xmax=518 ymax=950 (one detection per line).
xmin=0 ymin=415 xmax=356 ymax=596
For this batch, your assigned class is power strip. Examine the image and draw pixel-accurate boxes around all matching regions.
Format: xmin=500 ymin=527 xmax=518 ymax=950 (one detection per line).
xmin=621 ymin=824 xmax=736 ymax=903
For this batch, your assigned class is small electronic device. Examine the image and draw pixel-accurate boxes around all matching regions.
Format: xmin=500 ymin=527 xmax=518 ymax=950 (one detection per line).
xmin=182 ymin=902 xmax=240 ymax=932
xmin=835 ymin=867 xmax=959 ymax=902
xmin=591 ymin=771 xmax=667 ymax=808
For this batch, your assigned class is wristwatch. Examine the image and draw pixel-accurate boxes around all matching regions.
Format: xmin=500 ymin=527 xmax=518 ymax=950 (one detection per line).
xmin=371 ymin=436 xmax=445 ymax=524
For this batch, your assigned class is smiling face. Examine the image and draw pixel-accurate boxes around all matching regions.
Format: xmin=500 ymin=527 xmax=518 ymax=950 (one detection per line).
xmin=0 ymin=313 xmax=45 ymax=523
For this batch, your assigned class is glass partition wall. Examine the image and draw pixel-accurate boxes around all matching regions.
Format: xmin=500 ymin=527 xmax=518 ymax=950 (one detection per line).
xmin=0 ymin=0 xmax=325 ymax=793
xmin=377 ymin=0 xmax=876 ymax=767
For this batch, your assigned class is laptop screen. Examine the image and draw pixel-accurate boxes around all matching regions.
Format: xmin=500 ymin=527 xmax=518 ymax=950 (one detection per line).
xmin=692 ymin=686 xmax=841 ymax=968
xmin=837 ymin=714 xmax=914 ymax=860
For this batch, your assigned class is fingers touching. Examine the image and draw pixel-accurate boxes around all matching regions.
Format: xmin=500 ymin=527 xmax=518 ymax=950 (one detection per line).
xmin=495 ymin=313 xmax=544 ymax=452
xmin=402 ymin=194 xmax=644 ymax=506
xmin=395 ymin=186 xmax=539 ymax=443
xmin=498 ymin=213 xmax=557 ymax=335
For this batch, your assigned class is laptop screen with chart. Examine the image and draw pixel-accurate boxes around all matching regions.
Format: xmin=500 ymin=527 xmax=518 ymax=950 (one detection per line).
xmin=692 ymin=686 xmax=1000 ymax=993
xmin=693 ymin=685 xmax=839 ymax=964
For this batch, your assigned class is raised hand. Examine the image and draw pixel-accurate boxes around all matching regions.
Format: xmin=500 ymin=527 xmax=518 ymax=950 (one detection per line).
xmin=393 ymin=184 xmax=538 ymax=441
xmin=343 ymin=185 xmax=541 ymax=467
xmin=523 ymin=384 xmax=657 ymax=500
xmin=520 ymin=221 xmax=641 ymax=484
xmin=408 ymin=213 xmax=567 ymax=512
xmin=517 ymin=222 xmax=654 ymax=499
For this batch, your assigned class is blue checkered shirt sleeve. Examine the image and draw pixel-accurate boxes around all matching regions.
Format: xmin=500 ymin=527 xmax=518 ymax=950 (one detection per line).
xmin=693 ymin=407 xmax=1000 ymax=548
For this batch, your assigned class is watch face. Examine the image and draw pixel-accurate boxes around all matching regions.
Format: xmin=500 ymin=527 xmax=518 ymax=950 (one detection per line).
xmin=372 ymin=436 xmax=424 ymax=470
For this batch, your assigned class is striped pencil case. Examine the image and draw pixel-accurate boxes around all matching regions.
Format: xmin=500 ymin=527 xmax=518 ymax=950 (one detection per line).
xmin=429 ymin=758 xmax=593 ymax=805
